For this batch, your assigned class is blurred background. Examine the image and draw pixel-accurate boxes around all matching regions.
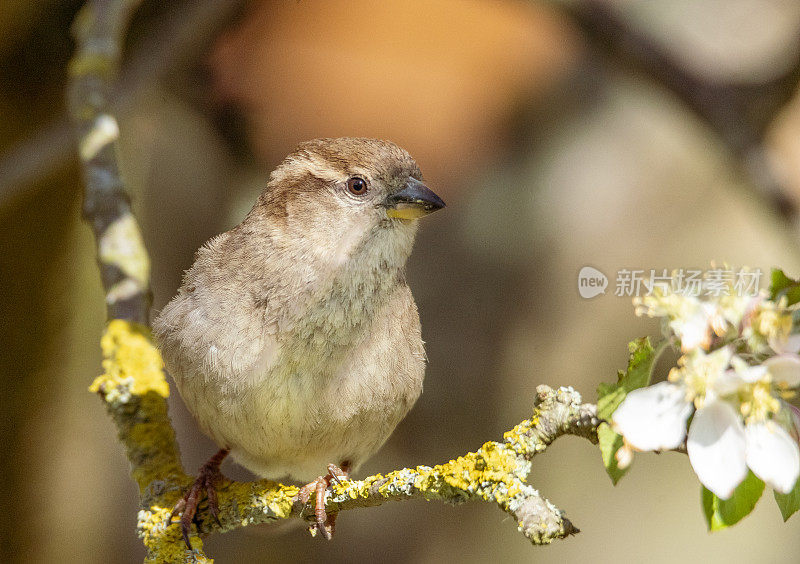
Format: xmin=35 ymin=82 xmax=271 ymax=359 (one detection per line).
xmin=3 ymin=0 xmax=800 ymax=562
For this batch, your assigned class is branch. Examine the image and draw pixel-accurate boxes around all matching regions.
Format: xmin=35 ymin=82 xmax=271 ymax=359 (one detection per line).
xmin=64 ymin=0 xmax=192 ymax=560
xmin=67 ymin=0 xmax=150 ymax=323
xmin=91 ymin=320 xmax=598 ymax=562
xmin=92 ymin=321 xmax=598 ymax=561
xmin=202 ymin=385 xmax=597 ymax=546
xmin=92 ymin=326 xmax=599 ymax=561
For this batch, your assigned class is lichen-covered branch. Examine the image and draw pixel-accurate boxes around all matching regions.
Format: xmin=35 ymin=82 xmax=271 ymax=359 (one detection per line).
xmin=91 ymin=322 xmax=599 ymax=562
xmin=207 ymin=384 xmax=597 ymax=543
xmin=65 ymin=0 xmax=190 ymax=559
xmin=90 ymin=320 xmax=182 ymax=492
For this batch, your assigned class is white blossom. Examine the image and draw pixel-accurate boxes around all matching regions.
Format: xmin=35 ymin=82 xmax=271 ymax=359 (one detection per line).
xmin=612 ymin=382 xmax=692 ymax=451
xmin=745 ymin=421 xmax=800 ymax=494
xmin=615 ymin=268 xmax=800 ymax=498
xmin=613 ymin=346 xmax=800 ymax=498
xmin=686 ymin=399 xmax=748 ymax=498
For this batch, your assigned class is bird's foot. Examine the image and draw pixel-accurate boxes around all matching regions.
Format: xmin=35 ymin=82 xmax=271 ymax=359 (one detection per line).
xmin=296 ymin=462 xmax=351 ymax=540
xmin=170 ymin=448 xmax=229 ymax=549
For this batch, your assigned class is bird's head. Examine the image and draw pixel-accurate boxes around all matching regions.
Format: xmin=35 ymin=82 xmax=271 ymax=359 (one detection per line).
xmin=253 ymin=137 xmax=445 ymax=269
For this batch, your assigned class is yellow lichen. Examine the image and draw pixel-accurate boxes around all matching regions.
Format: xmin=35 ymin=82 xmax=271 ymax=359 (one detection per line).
xmin=218 ymin=480 xmax=299 ymax=528
xmin=127 ymin=414 xmax=184 ymax=491
xmin=138 ymin=505 xmax=211 ymax=564
xmin=90 ymin=319 xmax=169 ymax=400
xmin=503 ymin=415 xmax=538 ymax=456
xmin=427 ymin=443 xmax=522 ymax=505
xmin=326 ymin=440 xmax=526 ymax=512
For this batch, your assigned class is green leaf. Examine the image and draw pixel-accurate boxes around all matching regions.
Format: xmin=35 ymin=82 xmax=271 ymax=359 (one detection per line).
xmin=596 ymin=337 xmax=658 ymax=421
xmin=769 ymin=268 xmax=800 ymax=306
xmin=597 ymin=423 xmax=628 ymax=485
xmin=770 ymin=268 xmax=794 ymax=298
xmin=702 ymin=472 xmax=765 ymax=531
xmin=596 ymin=337 xmax=666 ymax=484
xmin=774 ymin=478 xmax=800 ymax=521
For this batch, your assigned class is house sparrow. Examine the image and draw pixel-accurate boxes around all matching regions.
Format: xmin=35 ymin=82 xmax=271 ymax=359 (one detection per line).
xmin=153 ymin=137 xmax=445 ymax=546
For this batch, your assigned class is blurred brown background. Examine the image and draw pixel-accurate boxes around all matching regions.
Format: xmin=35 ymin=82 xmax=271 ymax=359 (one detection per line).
xmin=3 ymin=0 xmax=800 ymax=562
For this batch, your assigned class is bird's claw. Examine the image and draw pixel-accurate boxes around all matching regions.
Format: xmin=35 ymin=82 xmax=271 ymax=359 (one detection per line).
xmin=296 ymin=462 xmax=350 ymax=540
xmin=170 ymin=448 xmax=229 ymax=549
xmin=327 ymin=463 xmax=348 ymax=485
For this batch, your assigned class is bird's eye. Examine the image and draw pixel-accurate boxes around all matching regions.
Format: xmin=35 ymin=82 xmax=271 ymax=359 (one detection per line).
xmin=346 ymin=177 xmax=368 ymax=196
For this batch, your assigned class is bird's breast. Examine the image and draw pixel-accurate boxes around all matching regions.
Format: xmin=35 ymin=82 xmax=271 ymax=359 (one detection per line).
xmin=178 ymin=281 xmax=424 ymax=481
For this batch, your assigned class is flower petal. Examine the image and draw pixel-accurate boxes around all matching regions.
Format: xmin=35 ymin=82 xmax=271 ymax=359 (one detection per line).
xmin=770 ymin=333 xmax=800 ymax=355
xmin=671 ymin=310 xmax=711 ymax=352
xmin=715 ymin=369 xmax=745 ymax=396
xmin=737 ymin=365 xmax=768 ymax=384
xmin=612 ymin=382 xmax=692 ymax=451
xmin=745 ymin=421 xmax=800 ymax=494
xmin=764 ymin=354 xmax=800 ymax=388
xmin=687 ymin=399 xmax=747 ymax=499
xmin=714 ymin=355 xmax=761 ymax=394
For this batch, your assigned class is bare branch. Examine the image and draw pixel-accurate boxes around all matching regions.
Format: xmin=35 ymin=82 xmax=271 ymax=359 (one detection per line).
xmin=67 ymin=0 xmax=150 ymax=323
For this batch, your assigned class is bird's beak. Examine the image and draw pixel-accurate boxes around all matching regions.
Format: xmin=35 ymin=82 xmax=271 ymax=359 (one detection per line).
xmin=384 ymin=178 xmax=446 ymax=220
